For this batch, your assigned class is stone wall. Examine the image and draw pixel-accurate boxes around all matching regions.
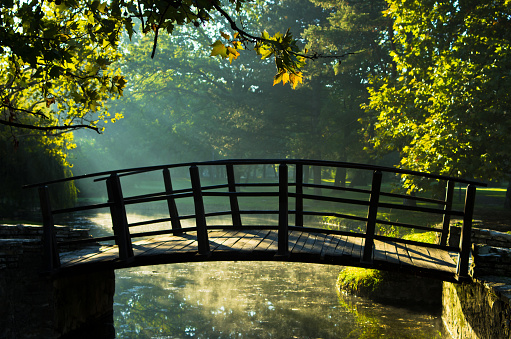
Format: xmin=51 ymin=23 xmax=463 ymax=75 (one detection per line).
xmin=443 ymin=226 xmax=511 ymax=338
xmin=443 ymin=279 xmax=511 ymax=339
xmin=0 ymin=225 xmax=115 ymax=339
xmin=448 ymin=226 xmax=511 ymax=277
xmin=448 ymin=225 xmax=511 ymax=249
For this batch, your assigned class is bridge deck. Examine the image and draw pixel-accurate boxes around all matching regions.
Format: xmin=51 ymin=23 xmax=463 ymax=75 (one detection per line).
xmin=58 ymin=229 xmax=458 ymax=281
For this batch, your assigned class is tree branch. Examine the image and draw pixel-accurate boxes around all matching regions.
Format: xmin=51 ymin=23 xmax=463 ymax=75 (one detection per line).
xmin=0 ymin=119 xmax=101 ymax=134
xmin=211 ymin=2 xmax=357 ymax=62
xmin=1 ymin=104 xmax=50 ymax=119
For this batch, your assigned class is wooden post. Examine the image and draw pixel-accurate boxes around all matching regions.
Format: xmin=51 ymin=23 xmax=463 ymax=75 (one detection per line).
xmin=190 ymin=165 xmax=210 ymax=255
xmin=295 ymin=164 xmax=303 ymax=227
xmin=106 ymin=174 xmax=134 ymax=260
xmin=163 ymin=168 xmax=182 ymax=235
xmin=278 ymin=163 xmax=289 ymax=255
xmin=440 ymin=180 xmax=455 ymax=246
xmin=226 ymin=164 xmax=242 ymax=227
xmin=362 ymin=170 xmax=382 ymax=263
xmin=38 ymin=186 xmax=61 ymax=271
xmin=457 ymin=184 xmax=476 ymax=278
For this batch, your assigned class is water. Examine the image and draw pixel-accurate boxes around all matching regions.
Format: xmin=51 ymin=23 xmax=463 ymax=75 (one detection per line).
xmin=63 ymin=212 xmax=448 ymax=338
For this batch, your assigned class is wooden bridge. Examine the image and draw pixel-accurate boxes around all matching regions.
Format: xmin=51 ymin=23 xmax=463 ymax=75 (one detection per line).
xmin=26 ymin=159 xmax=485 ymax=282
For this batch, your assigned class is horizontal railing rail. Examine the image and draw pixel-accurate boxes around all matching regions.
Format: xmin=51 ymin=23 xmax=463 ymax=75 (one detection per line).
xmin=27 ymin=159 xmax=485 ymax=279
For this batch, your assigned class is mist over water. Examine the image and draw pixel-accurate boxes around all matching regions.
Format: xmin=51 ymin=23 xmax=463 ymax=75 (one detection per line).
xmin=63 ymin=213 xmax=447 ymax=338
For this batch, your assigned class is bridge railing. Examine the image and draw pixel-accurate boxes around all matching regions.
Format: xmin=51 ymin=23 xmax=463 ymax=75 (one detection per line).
xmin=26 ymin=159 xmax=485 ymax=278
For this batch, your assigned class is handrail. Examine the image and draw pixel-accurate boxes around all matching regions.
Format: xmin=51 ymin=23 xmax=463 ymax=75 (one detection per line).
xmin=24 ymin=158 xmax=486 ymax=188
xmin=29 ymin=159 xmax=484 ymax=278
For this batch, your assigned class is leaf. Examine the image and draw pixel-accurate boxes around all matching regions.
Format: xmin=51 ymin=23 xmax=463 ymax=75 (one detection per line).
xmin=210 ymin=40 xmax=228 ymax=58
xmin=227 ymin=47 xmax=240 ymax=64
xmin=289 ymin=72 xmax=303 ymax=89
xmin=273 ymin=70 xmax=285 ymax=86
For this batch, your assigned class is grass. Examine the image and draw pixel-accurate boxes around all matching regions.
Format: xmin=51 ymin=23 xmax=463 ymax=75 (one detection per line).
xmin=337 ymin=267 xmax=384 ymax=295
xmin=337 ymin=231 xmax=439 ymax=298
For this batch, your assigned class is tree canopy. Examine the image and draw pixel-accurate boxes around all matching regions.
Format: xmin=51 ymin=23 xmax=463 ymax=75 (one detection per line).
xmin=0 ymin=0 xmax=348 ymax=135
xmin=364 ymin=0 xmax=511 ymax=190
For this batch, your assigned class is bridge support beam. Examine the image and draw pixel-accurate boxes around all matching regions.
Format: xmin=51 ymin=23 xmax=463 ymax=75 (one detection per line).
xmin=278 ymin=164 xmax=289 ymax=256
xmin=163 ymin=168 xmax=183 ymax=235
xmin=190 ymin=165 xmax=210 ymax=255
xmin=362 ymin=170 xmax=382 ymax=263
xmin=456 ymin=184 xmax=476 ymax=279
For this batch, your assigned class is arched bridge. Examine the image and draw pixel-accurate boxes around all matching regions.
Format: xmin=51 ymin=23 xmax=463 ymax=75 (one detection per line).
xmin=26 ymin=159 xmax=485 ymax=282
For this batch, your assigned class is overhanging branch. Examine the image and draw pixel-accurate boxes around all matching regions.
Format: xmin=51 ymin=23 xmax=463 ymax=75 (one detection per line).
xmin=0 ymin=119 xmax=101 ymax=134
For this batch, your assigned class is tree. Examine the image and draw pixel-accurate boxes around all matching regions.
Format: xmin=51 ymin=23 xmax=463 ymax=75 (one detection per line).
xmin=297 ymin=0 xmax=392 ymax=186
xmin=364 ymin=0 xmax=511 ymax=191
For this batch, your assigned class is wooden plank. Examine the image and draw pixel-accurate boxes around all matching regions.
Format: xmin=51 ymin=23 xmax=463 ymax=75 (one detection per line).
xmin=253 ymin=230 xmax=278 ymax=251
xmin=372 ymin=239 xmax=387 ymax=263
xmin=323 ymin=234 xmax=344 ymax=257
xmin=352 ymin=237 xmax=364 ymax=260
xmin=287 ymin=231 xmax=302 ymax=251
xmin=59 ymin=228 xmax=459 ymax=282
xmin=61 ymin=244 xmax=117 ymax=267
xmin=320 ymin=234 xmax=338 ymax=258
xmin=146 ymin=235 xmax=198 ymax=255
xmin=332 ymin=235 xmax=350 ymax=256
xmin=132 ymin=237 xmax=169 ymax=255
xmin=239 ymin=230 xmax=271 ymax=252
xmin=232 ymin=229 xmax=266 ymax=251
xmin=405 ymin=244 xmax=441 ymax=271
xmin=382 ymin=240 xmax=401 ymax=265
xmin=213 ymin=231 xmax=244 ymax=251
xmin=309 ymin=233 xmax=329 ymax=255
xmin=290 ymin=232 xmax=309 ymax=253
xmin=426 ymin=247 xmax=456 ymax=273
xmin=60 ymin=245 xmax=106 ymax=265
xmin=297 ymin=233 xmax=318 ymax=254
xmin=435 ymin=250 xmax=457 ymax=270
xmin=65 ymin=246 xmax=119 ymax=266
xmin=209 ymin=230 xmax=240 ymax=251
xmin=394 ymin=242 xmax=414 ymax=267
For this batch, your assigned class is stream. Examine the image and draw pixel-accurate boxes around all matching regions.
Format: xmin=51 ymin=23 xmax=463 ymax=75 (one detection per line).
xmin=64 ymin=212 xmax=448 ymax=338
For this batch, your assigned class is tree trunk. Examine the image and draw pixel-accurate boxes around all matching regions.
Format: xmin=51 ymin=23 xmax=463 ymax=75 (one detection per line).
xmin=303 ymin=166 xmax=310 ymax=184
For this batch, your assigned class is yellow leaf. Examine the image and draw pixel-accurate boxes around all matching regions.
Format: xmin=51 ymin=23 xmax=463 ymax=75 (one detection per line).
xmin=281 ymin=72 xmax=289 ymax=85
xmin=289 ymin=72 xmax=303 ymax=89
xmin=273 ymin=70 xmax=285 ymax=86
xmin=210 ymin=40 xmax=228 ymax=58
xmin=227 ymin=47 xmax=240 ymax=64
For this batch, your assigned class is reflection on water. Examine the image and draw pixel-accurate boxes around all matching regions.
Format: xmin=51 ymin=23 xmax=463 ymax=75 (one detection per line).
xmin=115 ymin=262 xmax=445 ymax=338
xmin=63 ymin=212 xmax=446 ymax=338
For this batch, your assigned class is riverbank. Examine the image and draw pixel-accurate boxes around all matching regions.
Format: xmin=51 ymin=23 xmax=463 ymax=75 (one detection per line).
xmin=337 ymin=226 xmax=511 ymax=338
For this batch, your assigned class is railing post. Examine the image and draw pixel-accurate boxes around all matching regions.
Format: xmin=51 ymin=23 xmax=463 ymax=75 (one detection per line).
xmin=362 ymin=170 xmax=382 ymax=263
xmin=106 ymin=173 xmax=134 ymax=260
xmin=189 ymin=165 xmax=210 ymax=255
xmin=226 ymin=164 xmax=242 ymax=227
xmin=295 ymin=164 xmax=303 ymax=227
xmin=163 ymin=168 xmax=182 ymax=235
xmin=457 ymin=184 xmax=476 ymax=278
xmin=38 ymin=186 xmax=61 ymax=271
xmin=278 ymin=163 xmax=289 ymax=255
xmin=441 ymin=180 xmax=455 ymax=246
